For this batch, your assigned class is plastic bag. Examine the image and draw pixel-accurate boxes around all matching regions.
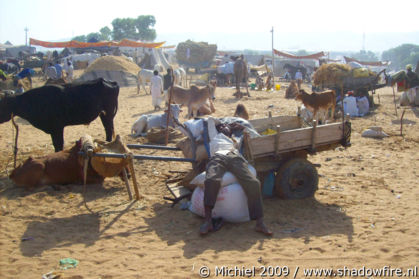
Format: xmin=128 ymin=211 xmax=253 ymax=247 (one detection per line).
xmin=183 ymin=119 xmax=204 ymax=141
xmin=189 ymin=183 xmax=250 ymax=223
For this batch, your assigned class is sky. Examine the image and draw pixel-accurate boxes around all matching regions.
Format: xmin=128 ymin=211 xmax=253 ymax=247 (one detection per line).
xmin=1 ymin=0 xmax=418 ymax=52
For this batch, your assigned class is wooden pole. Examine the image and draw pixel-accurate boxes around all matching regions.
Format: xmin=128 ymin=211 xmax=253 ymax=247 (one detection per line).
xmin=122 ymin=168 xmax=133 ymax=200
xmin=11 ymin=114 xmax=19 ymax=169
xmin=271 ymin=27 xmax=275 ymax=88
xmin=311 ymin=120 xmax=318 ymax=152
xmin=341 ymin=84 xmax=345 ymax=141
xmin=392 ymin=86 xmax=398 ymax=117
xmin=127 ymin=154 xmax=141 ymax=200
xmin=400 ymin=109 xmax=406 ymax=136
xmin=165 ymin=70 xmax=175 ymax=145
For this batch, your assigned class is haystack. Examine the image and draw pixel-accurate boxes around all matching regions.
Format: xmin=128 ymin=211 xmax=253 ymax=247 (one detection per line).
xmin=313 ymin=63 xmax=352 ymax=87
xmin=77 ymin=55 xmax=140 ymax=87
xmin=85 ymin=55 xmax=140 ymax=75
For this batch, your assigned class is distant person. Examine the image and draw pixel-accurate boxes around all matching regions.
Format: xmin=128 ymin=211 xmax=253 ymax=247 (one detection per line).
xmin=284 ymin=70 xmax=291 ymax=81
xmin=406 ymin=64 xmax=419 ymax=89
xmin=405 ymin=64 xmax=419 ymax=105
xmin=54 ymin=61 xmax=63 ymax=79
xmin=295 ymin=69 xmax=303 ymax=89
xmin=45 ymin=63 xmax=58 ymax=80
xmin=63 ymin=59 xmax=74 ymax=82
xmin=150 ymin=70 xmax=163 ymax=111
xmin=163 ymin=68 xmax=174 ymax=101
xmin=15 ymin=68 xmax=35 ymax=87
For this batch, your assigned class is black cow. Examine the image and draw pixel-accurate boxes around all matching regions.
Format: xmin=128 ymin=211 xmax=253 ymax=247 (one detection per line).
xmin=0 ymin=78 xmax=119 ymax=152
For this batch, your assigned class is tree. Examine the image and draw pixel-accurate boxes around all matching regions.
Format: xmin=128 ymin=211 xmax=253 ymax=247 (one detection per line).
xmin=72 ymin=35 xmax=87 ymax=42
xmin=295 ymin=50 xmax=309 ymax=56
xmin=112 ymin=15 xmax=156 ymax=41
xmin=100 ymin=27 xmax=112 ymax=41
xmin=382 ymin=44 xmax=419 ymax=71
xmin=86 ymin=32 xmax=101 ymax=43
xmin=351 ymin=50 xmax=378 ymax=62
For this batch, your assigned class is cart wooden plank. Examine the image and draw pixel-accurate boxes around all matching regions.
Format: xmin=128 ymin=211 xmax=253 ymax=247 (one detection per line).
xmin=247 ymin=122 xmax=344 ymax=158
xmin=249 ymin=115 xmax=301 ymax=132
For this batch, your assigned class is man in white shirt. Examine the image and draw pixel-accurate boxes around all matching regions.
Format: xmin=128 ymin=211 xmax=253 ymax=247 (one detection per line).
xmin=200 ymin=117 xmax=272 ymax=236
xmin=63 ymin=59 xmax=74 ymax=82
xmin=150 ymin=70 xmax=164 ymax=111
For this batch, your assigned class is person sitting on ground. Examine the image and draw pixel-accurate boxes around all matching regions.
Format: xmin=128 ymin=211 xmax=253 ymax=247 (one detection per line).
xmin=200 ymin=117 xmax=273 ymax=236
xmin=45 ymin=63 xmax=58 ymax=80
xmin=150 ymin=70 xmax=164 ymax=111
xmin=14 ymin=68 xmax=35 ymax=87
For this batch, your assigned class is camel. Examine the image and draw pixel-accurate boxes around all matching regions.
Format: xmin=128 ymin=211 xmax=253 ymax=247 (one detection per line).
xmin=233 ymin=55 xmax=250 ymax=98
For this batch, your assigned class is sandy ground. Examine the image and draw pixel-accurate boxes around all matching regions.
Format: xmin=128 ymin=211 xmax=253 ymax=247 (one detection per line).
xmin=0 ymin=71 xmax=418 ymax=278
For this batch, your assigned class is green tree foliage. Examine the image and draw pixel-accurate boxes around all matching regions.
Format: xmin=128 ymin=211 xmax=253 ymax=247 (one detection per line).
xmin=100 ymin=26 xmax=112 ymax=41
xmin=86 ymin=32 xmax=101 ymax=43
xmin=351 ymin=50 xmax=378 ymax=62
xmin=112 ymin=15 xmax=156 ymax=41
xmin=295 ymin=50 xmax=309 ymax=56
xmin=382 ymin=44 xmax=419 ymax=71
xmin=72 ymin=35 xmax=87 ymax=42
xmin=72 ymin=15 xmax=156 ymax=42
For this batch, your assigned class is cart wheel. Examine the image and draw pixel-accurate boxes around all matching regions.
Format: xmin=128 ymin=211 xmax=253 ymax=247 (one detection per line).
xmin=275 ymin=158 xmax=318 ymax=199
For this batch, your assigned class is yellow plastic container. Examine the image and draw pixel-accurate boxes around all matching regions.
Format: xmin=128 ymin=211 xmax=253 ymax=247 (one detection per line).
xmin=275 ymin=84 xmax=281 ymax=90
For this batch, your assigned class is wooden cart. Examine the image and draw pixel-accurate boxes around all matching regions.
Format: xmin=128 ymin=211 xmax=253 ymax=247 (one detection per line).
xmin=242 ymin=114 xmax=351 ymax=199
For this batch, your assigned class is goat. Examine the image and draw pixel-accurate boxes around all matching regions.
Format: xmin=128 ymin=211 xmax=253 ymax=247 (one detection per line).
xmin=233 ymin=104 xmax=250 ymax=120
xmin=295 ymin=89 xmax=336 ymax=123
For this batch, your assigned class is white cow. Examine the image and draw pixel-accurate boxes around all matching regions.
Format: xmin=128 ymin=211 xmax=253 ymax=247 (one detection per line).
xmin=174 ymin=67 xmax=187 ymax=87
xmin=137 ymin=69 xmax=154 ymax=94
xmin=131 ymin=104 xmax=182 ymax=137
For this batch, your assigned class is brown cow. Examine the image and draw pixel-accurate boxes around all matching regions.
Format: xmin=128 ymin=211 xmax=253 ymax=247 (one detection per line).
xmin=197 ymin=98 xmax=216 ymax=116
xmin=295 ymin=89 xmax=336 ymax=122
xmin=167 ymin=81 xmax=216 ymax=118
xmin=233 ymin=103 xmax=250 ymax=120
xmin=9 ymin=139 xmax=104 ymax=189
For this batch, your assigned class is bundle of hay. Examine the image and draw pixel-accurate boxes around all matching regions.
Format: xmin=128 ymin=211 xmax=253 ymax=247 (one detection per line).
xmin=313 ymin=63 xmax=352 ymax=87
xmin=176 ymin=40 xmax=217 ymax=66
xmin=146 ymin=127 xmax=184 ymax=144
xmin=85 ymin=55 xmax=140 ymax=76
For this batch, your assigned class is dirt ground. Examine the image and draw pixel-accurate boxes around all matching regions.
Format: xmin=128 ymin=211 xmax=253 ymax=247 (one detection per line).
xmin=0 ymin=71 xmax=418 ymax=278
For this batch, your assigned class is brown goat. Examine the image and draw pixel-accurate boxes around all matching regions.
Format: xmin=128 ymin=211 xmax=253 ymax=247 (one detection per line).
xmin=295 ymin=89 xmax=336 ymax=122
xmin=233 ymin=103 xmax=250 ymax=120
